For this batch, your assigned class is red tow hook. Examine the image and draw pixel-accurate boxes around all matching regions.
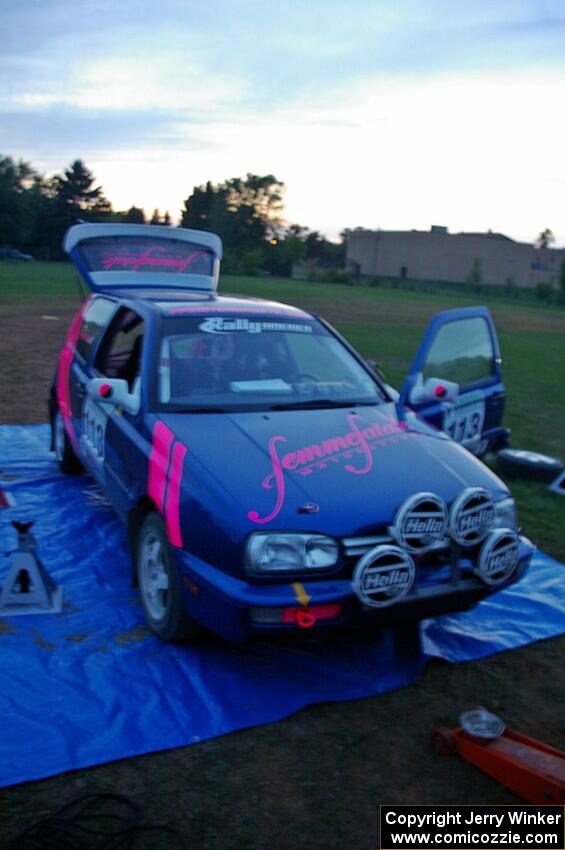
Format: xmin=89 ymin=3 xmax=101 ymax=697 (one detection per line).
xmin=281 ymin=604 xmax=343 ymax=628
xmin=295 ymin=609 xmax=317 ymax=629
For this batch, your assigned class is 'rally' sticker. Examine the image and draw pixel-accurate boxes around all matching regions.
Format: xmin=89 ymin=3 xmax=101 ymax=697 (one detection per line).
xmin=199 ymin=317 xmax=313 ymax=335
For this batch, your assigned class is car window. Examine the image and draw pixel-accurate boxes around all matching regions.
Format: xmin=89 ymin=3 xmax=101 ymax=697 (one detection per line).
xmin=75 ymin=297 xmax=117 ymax=361
xmin=95 ymin=308 xmax=144 ymax=390
xmin=157 ymin=314 xmax=383 ymax=410
xmin=422 ymin=317 xmax=495 ymax=386
xmin=77 ymin=236 xmax=214 ymax=279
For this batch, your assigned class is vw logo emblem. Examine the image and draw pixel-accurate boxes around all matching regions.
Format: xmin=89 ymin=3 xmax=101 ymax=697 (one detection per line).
xmin=449 ymin=487 xmax=495 ymax=546
xmin=352 ymin=545 xmax=416 ymax=608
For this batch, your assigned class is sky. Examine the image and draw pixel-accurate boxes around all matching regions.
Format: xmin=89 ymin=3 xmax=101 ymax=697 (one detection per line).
xmin=2 ymin=0 xmax=565 ymax=245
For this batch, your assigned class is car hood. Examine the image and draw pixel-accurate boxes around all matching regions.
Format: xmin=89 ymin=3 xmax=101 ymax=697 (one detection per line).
xmin=160 ymin=403 xmax=508 ymax=536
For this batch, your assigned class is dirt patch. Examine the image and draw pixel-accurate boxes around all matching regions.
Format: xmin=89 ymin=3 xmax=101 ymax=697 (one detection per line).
xmin=0 ymin=618 xmax=17 ymax=635
xmin=57 ymin=601 xmax=82 ymax=617
xmin=0 ymin=310 xmax=75 ymax=424
xmin=31 ymin=628 xmax=56 ymax=651
xmin=113 ymin=625 xmax=151 ymax=646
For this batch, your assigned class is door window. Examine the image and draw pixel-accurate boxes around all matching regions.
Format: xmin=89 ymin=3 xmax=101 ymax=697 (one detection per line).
xmin=422 ymin=317 xmax=495 ymax=386
xmin=95 ymin=308 xmax=144 ymax=390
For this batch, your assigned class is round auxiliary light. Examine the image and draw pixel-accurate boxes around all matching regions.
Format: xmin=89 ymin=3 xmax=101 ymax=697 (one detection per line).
xmin=352 ymin=545 xmax=416 ymax=609
xmin=391 ymin=492 xmax=447 ymax=553
xmin=448 ymin=487 xmax=495 ymax=546
xmin=476 ymin=528 xmax=519 ymax=586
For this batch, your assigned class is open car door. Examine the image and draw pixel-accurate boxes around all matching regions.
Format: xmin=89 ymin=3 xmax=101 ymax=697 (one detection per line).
xmin=399 ymin=306 xmax=509 ymax=456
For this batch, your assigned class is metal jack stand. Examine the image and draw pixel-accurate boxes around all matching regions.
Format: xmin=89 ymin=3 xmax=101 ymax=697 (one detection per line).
xmin=0 ymin=520 xmax=63 ymax=615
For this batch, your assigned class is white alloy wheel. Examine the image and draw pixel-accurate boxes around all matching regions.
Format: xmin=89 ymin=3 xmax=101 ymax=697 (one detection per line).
xmin=139 ymin=529 xmax=170 ymax=622
xmin=136 ymin=513 xmax=200 ymax=642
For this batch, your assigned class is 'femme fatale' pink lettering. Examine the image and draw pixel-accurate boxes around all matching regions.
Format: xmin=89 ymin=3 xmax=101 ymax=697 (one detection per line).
xmin=102 ymin=249 xmax=207 ymax=272
xmin=247 ymin=414 xmax=409 ymax=525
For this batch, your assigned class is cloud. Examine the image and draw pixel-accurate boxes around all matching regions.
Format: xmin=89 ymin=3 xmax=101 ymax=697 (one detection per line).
xmin=3 ymin=0 xmax=565 ymax=112
xmin=1 ymin=106 xmax=207 ymax=164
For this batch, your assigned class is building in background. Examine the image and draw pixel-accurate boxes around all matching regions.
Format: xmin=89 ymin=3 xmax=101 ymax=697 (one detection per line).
xmin=346 ymin=226 xmax=565 ymax=288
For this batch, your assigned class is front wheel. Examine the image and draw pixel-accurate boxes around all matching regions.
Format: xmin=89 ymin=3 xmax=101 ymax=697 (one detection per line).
xmin=53 ymin=407 xmax=83 ymax=475
xmin=137 ymin=513 xmax=200 ymax=642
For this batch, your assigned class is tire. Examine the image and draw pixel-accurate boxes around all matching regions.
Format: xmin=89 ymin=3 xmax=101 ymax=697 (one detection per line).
xmin=137 ymin=513 xmax=200 ymax=642
xmin=496 ymin=448 xmax=564 ymax=483
xmin=53 ymin=407 xmax=83 ymax=475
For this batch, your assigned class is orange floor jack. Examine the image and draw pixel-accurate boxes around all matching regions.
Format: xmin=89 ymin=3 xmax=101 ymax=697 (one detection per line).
xmin=433 ymin=709 xmax=565 ymax=804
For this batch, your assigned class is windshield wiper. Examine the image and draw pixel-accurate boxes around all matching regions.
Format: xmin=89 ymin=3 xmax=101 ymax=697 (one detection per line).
xmin=268 ymin=398 xmax=378 ymax=411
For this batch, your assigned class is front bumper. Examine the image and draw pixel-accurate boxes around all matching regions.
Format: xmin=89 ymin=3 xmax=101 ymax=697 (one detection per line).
xmin=172 ymin=536 xmax=535 ymax=641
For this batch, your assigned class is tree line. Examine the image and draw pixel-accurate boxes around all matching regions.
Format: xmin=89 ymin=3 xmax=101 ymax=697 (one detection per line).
xmin=0 ymin=155 xmax=344 ymax=275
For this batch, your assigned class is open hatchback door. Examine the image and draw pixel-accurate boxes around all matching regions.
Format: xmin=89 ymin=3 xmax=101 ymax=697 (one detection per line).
xmin=399 ymin=306 xmax=509 ymax=456
xmin=64 ymin=223 xmax=223 ymax=294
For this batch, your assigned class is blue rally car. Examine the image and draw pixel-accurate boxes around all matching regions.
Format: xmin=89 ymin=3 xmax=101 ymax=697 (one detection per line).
xmin=50 ymin=223 xmax=534 ymax=641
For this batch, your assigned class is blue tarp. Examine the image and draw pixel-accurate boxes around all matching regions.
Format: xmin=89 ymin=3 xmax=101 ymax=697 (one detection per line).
xmin=0 ymin=425 xmax=563 ymax=789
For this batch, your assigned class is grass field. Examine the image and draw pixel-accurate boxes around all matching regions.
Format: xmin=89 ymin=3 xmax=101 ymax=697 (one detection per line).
xmin=0 ymin=261 xmax=564 ymax=847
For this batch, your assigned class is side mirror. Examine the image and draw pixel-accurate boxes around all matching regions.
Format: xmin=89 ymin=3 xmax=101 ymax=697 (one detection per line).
xmin=88 ymin=378 xmax=140 ymax=415
xmin=409 ymin=376 xmax=459 ymax=405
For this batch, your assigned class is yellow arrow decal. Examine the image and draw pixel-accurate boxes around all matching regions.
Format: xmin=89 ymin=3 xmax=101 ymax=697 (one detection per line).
xmin=292 ymin=582 xmax=311 ymax=607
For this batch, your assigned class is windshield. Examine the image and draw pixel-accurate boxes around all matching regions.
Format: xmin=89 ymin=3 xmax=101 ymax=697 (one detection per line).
xmin=157 ymin=314 xmax=385 ymax=411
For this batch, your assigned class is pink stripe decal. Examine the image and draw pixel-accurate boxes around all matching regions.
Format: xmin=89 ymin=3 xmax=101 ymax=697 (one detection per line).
xmin=147 ymin=421 xmax=175 ymax=513
xmin=165 ymin=441 xmax=187 ymax=547
xmin=56 ymin=302 xmax=88 ymax=452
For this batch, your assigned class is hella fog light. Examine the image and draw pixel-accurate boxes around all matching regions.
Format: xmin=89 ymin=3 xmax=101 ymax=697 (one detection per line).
xmin=493 ymin=496 xmax=517 ymax=530
xmin=246 ymin=533 xmax=338 ymax=574
xmin=476 ymin=529 xmax=519 ymax=585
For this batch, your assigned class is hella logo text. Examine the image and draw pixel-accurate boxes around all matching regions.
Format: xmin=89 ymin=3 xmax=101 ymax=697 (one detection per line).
xmin=364 ymin=569 xmax=411 ymax=589
xmin=485 ymin=549 xmax=516 ymax=574
xmin=456 ymin=507 xmax=494 ymax=533
xmin=405 ymin=517 xmax=444 ymax=535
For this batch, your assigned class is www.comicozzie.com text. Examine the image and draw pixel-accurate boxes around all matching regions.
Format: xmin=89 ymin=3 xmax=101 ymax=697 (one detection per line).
xmin=381 ymin=807 xmax=564 ymax=848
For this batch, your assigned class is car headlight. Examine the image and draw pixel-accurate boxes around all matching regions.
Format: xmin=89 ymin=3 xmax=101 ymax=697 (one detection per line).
xmin=493 ymin=495 xmax=517 ymax=530
xmin=246 ymin=533 xmax=339 ymax=574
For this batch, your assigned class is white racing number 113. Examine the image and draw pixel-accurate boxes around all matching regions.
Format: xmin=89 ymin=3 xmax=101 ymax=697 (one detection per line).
xmin=81 ymin=397 xmax=109 ymax=466
xmin=442 ymin=390 xmax=485 ymax=451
